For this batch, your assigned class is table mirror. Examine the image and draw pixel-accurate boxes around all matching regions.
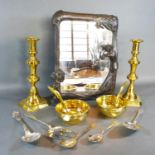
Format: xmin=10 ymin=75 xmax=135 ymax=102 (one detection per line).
xmin=51 ymin=10 xmax=118 ymax=99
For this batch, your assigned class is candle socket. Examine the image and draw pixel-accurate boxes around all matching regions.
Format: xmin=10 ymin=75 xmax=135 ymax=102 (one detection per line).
xmin=19 ymin=36 xmax=48 ymax=112
xmin=123 ymin=39 xmax=143 ymax=107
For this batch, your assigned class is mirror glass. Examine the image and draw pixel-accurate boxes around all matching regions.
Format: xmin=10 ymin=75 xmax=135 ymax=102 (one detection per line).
xmin=59 ymin=20 xmax=112 ymax=93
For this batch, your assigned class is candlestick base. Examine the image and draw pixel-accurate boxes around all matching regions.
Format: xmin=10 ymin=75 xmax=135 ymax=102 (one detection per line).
xmin=123 ymin=89 xmax=142 ymax=107
xmin=124 ymin=97 xmax=142 ymax=107
xmin=19 ymin=95 xmax=48 ymax=112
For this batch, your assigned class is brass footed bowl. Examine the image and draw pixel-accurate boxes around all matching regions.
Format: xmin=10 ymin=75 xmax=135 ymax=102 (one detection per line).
xmin=96 ymin=95 xmax=126 ymax=118
xmin=55 ymin=99 xmax=89 ymax=125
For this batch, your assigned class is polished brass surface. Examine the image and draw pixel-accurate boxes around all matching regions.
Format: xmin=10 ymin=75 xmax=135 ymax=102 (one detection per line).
xmin=48 ymin=86 xmax=89 ymax=124
xmin=19 ymin=37 xmax=48 ymax=112
xmin=48 ymin=86 xmax=64 ymax=103
xmin=116 ymin=81 xmax=128 ymax=100
xmin=96 ymin=95 xmax=126 ymax=118
xmin=55 ymin=99 xmax=90 ymax=125
xmin=48 ymin=86 xmax=69 ymax=111
xmin=123 ymin=39 xmax=143 ymax=107
xmin=114 ymin=81 xmax=128 ymax=107
xmin=96 ymin=81 xmax=128 ymax=118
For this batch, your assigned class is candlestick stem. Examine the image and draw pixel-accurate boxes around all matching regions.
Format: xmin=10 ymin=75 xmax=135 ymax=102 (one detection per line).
xmin=123 ymin=39 xmax=143 ymax=107
xmin=19 ymin=36 xmax=48 ymax=112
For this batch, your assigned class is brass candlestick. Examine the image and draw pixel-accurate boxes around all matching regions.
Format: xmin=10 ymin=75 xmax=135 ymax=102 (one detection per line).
xmin=19 ymin=36 xmax=48 ymax=112
xmin=123 ymin=39 xmax=143 ymax=107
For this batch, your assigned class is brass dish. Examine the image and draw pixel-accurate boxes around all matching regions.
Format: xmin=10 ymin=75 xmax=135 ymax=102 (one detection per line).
xmin=85 ymin=83 xmax=101 ymax=90
xmin=55 ymin=99 xmax=90 ymax=125
xmin=61 ymin=85 xmax=76 ymax=92
xmin=96 ymin=95 xmax=126 ymax=118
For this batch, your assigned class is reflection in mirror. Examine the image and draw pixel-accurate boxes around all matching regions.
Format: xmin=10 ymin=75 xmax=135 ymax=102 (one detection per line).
xmin=52 ymin=11 xmax=118 ymax=99
xmin=60 ymin=20 xmax=111 ymax=93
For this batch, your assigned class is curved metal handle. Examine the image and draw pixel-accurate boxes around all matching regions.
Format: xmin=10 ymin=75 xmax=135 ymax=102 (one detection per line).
xmin=48 ymin=86 xmax=69 ymax=111
xmin=115 ymin=81 xmax=128 ymax=107
xmin=24 ymin=113 xmax=74 ymax=135
xmin=24 ymin=113 xmax=51 ymax=128
xmin=12 ymin=111 xmax=32 ymax=132
xmin=101 ymin=121 xmax=120 ymax=135
xmin=48 ymin=86 xmax=64 ymax=103
xmin=117 ymin=81 xmax=128 ymax=98
xmin=76 ymin=123 xmax=96 ymax=140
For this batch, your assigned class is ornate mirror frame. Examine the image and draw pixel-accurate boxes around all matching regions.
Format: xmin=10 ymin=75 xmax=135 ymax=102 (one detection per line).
xmin=51 ymin=10 xmax=119 ymax=99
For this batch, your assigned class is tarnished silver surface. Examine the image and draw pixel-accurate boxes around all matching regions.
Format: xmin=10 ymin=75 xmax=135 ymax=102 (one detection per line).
xmin=123 ymin=109 xmax=143 ymax=130
xmin=12 ymin=111 xmax=41 ymax=143
xmin=24 ymin=113 xmax=75 ymax=138
xmin=51 ymin=10 xmax=119 ymax=99
xmin=88 ymin=121 xmax=120 ymax=143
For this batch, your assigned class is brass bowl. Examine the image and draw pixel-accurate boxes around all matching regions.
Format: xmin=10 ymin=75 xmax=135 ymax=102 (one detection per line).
xmin=55 ymin=99 xmax=90 ymax=125
xmin=96 ymin=95 xmax=126 ymax=118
